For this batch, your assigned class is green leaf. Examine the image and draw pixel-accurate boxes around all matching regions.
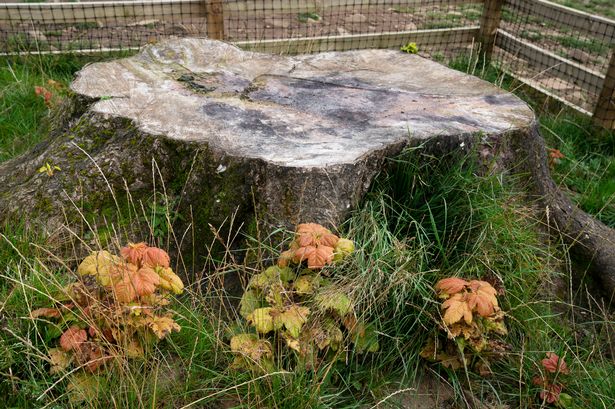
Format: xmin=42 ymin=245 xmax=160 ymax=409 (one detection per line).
xmin=354 ymin=324 xmax=379 ymax=353
xmin=314 ymin=289 xmax=352 ymax=317
xmin=240 ymin=289 xmax=262 ymax=319
xmin=294 ymin=274 xmax=320 ymax=295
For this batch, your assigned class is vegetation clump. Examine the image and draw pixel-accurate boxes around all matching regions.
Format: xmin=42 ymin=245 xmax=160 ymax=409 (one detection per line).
xmin=421 ymin=277 xmax=508 ymax=375
xmin=31 ymin=243 xmax=183 ymax=384
xmin=231 ymin=223 xmax=378 ymax=373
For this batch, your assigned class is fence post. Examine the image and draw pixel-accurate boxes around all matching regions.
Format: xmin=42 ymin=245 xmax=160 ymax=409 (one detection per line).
xmin=205 ymin=0 xmax=225 ymax=40
xmin=593 ymin=50 xmax=615 ymax=130
xmin=478 ymin=0 xmax=504 ymax=62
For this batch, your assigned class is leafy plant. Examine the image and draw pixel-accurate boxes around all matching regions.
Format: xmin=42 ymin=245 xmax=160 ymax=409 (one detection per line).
xmin=31 ymin=243 xmax=184 ymax=386
xmin=420 ymin=277 xmax=508 ymax=375
xmin=400 ymin=42 xmax=419 ymax=54
xmin=38 ymin=161 xmax=61 ymax=177
xmin=297 ymin=12 xmax=321 ymax=23
xmin=230 ymin=223 xmax=377 ymax=373
xmin=533 ymin=352 xmax=572 ymax=406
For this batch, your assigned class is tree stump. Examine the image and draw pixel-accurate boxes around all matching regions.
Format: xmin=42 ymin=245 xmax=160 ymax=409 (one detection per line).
xmin=0 ymin=39 xmax=612 ymax=297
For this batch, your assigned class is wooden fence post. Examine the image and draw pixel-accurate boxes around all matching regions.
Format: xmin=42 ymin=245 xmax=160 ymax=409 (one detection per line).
xmin=593 ymin=50 xmax=615 ymax=129
xmin=205 ymin=0 xmax=224 ymax=40
xmin=478 ymin=0 xmax=504 ymax=62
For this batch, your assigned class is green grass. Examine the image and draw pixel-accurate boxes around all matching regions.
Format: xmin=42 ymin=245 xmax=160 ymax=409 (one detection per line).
xmin=0 ymin=52 xmax=614 ymax=408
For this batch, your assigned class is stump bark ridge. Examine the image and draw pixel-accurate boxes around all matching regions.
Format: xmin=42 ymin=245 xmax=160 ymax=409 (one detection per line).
xmin=0 ymin=38 xmax=535 ymax=240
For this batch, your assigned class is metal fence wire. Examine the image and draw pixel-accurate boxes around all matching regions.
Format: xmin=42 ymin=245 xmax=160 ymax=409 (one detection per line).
xmin=0 ymin=0 xmax=614 ymax=129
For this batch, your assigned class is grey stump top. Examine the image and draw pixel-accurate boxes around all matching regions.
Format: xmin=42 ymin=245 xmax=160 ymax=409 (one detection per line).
xmin=72 ymin=38 xmax=534 ymax=168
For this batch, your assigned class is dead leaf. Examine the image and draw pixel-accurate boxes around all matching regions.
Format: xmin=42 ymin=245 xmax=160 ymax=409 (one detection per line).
xmin=442 ymin=293 xmax=473 ymax=325
xmin=48 ymin=347 xmax=72 ymax=374
xmin=31 ymin=308 xmax=62 ymax=319
xmin=60 ymin=326 xmax=87 ymax=351
xmin=144 ymin=315 xmax=180 ymax=339
xmin=230 ymin=333 xmax=273 ymax=362
xmin=435 ymin=277 xmax=468 ymax=296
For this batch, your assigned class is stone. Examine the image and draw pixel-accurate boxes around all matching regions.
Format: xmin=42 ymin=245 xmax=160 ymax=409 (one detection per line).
xmin=344 ymin=14 xmax=368 ymax=24
xmin=0 ymin=38 xmax=533 ymax=252
xmin=27 ymin=30 xmax=47 ymax=42
xmin=264 ymin=18 xmax=290 ymax=29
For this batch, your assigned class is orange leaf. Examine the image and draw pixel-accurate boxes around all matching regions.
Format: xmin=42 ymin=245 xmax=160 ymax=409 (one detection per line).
xmin=307 ymin=245 xmax=334 ymax=269
xmin=467 ymin=280 xmax=498 ymax=317
xmin=294 ymin=245 xmax=316 ymax=263
xmin=111 ymin=263 xmax=139 ymax=302
xmin=278 ymin=250 xmax=294 ymax=267
xmin=60 ymin=326 xmax=87 ymax=351
xmin=435 ymin=277 xmax=468 ymax=295
xmin=120 ymin=242 xmax=149 ymax=265
xmin=142 ymin=247 xmax=170 ymax=268
xmin=296 ymin=223 xmax=339 ymax=248
xmin=116 ymin=267 xmax=160 ymax=300
xmin=442 ymin=293 xmax=473 ymax=325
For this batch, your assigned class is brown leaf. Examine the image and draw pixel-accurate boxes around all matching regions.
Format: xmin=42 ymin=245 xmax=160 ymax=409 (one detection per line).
xmin=60 ymin=326 xmax=87 ymax=351
xmin=31 ymin=308 xmax=62 ymax=319
xmin=442 ymin=293 xmax=472 ymax=325
xmin=435 ymin=277 xmax=468 ymax=296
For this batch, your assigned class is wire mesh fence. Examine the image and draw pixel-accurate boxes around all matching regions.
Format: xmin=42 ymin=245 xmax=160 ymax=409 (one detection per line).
xmin=496 ymin=0 xmax=614 ymax=120
xmin=0 ymin=0 xmax=614 ymax=128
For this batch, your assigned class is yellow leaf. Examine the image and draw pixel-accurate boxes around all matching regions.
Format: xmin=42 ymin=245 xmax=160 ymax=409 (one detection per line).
xmin=247 ymin=307 xmax=274 ymax=334
xmin=156 ymin=267 xmax=184 ymax=294
xmin=48 ymin=347 xmax=72 ymax=374
xmin=293 ymin=274 xmax=320 ymax=295
xmin=77 ymin=251 xmax=121 ymax=286
xmin=230 ymin=333 xmax=273 ymax=362
xmin=272 ymin=305 xmax=310 ymax=338
xmin=442 ymin=293 xmax=473 ymax=325
xmin=333 ymin=238 xmax=355 ymax=261
xmin=144 ymin=315 xmax=181 ymax=339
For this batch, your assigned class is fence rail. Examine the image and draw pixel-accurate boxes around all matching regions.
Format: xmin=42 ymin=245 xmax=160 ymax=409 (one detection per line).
xmin=0 ymin=0 xmax=614 ymax=129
